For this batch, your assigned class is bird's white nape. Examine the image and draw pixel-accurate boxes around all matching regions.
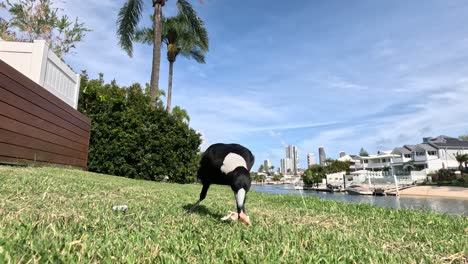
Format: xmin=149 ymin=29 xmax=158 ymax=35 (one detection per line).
xmin=220 ymin=153 xmax=247 ymax=174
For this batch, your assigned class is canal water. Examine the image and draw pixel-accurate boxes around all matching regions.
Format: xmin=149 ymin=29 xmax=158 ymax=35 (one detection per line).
xmin=252 ymin=184 xmax=467 ymax=216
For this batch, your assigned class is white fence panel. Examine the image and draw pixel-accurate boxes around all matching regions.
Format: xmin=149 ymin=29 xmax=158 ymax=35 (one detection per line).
xmin=0 ymin=40 xmax=80 ymax=109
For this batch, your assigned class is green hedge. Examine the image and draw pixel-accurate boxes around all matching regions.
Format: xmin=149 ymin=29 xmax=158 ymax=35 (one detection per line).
xmin=78 ymin=73 xmax=201 ymax=183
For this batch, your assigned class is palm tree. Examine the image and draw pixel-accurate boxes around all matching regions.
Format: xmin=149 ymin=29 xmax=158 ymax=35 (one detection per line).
xmin=135 ymin=13 xmax=208 ymax=112
xmin=116 ymin=0 xmax=204 ymax=106
xmin=172 ymin=106 xmax=190 ymax=123
xmin=455 ymin=152 xmax=468 ymax=175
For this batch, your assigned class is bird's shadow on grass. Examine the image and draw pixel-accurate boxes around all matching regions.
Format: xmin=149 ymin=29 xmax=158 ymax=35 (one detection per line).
xmin=182 ymin=204 xmax=224 ymax=220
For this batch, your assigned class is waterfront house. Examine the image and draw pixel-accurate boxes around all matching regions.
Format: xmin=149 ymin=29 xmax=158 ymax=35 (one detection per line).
xmin=337 ymin=154 xmax=362 ymax=171
xmin=390 ymin=136 xmax=468 ymax=174
xmin=355 ymin=151 xmax=400 ymax=171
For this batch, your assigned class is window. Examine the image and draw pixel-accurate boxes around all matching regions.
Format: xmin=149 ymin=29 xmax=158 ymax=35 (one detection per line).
xmin=416 ymin=152 xmax=425 ymax=156
xmin=428 ymin=151 xmax=436 ymax=156
xmin=381 ymin=158 xmax=387 ymax=162
xmin=363 ymin=160 xmax=368 ymax=163
xmin=404 ymin=154 xmax=411 ymax=158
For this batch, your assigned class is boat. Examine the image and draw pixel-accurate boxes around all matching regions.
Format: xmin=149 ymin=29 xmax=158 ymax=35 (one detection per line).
xmin=346 ymin=185 xmax=373 ymax=195
xmin=372 ymin=188 xmax=386 ymax=196
xmin=294 ymin=183 xmax=304 ymax=190
xmin=326 ymin=184 xmax=342 ymax=192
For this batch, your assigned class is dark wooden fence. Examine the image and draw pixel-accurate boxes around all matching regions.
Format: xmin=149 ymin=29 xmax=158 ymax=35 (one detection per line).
xmin=0 ymin=59 xmax=90 ymax=169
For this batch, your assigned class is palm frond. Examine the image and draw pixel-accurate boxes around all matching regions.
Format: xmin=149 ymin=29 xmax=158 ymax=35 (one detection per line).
xmin=180 ymin=48 xmax=205 ymax=63
xmin=134 ymin=10 xmax=208 ymax=64
xmin=116 ymin=0 xmax=143 ymax=57
xmin=176 ymin=0 xmax=208 ymax=50
xmin=134 ymin=27 xmax=153 ymax=45
xmin=172 ymin=106 xmax=190 ymax=123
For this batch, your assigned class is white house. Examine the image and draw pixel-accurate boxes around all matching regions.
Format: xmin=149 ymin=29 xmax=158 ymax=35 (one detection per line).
xmin=390 ymin=136 xmax=468 ymax=173
xmin=337 ymin=154 xmax=362 ymax=171
xmin=355 ymin=151 xmax=400 ymax=171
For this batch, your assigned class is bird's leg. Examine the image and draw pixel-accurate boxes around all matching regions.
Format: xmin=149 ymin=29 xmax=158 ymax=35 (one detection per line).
xmin=187 ymin=183 xmax=210 ymax=213
xmin=187 ymin=200 xmax=201 ymax=214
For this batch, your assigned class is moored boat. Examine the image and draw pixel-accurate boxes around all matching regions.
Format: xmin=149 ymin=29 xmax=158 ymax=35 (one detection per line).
xmin=346 ymin=185 xmax=373 ymax=195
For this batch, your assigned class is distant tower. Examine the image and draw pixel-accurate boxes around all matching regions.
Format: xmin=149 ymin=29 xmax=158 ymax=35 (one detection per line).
xmin=280 ymin=158 xmax=292 ymax=174
xmin=318 ymin=147 xmax=327 ymax=165
xmin=263 ymin=159 xmax=272 ymax=173
xmin=339 ymin=151 xmax=346 ymax=158
xmin=307 ymin=153 xmax=316 ymax=168
xmin=285 ymin=145 xmax=299 ymax=175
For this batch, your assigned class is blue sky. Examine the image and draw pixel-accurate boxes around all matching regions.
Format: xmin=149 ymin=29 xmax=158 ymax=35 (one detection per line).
xmin=47 ymin=0 xmax=468 ymax=169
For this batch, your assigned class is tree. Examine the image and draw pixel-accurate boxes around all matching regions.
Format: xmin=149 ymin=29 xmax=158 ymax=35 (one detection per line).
xmin=172 ymin=105 xmax=190 ymax=123
xmin=459 ymin=134 xmax=468 ymax=141
xmin=302 ymin=164 xmax=326 ymax=186
xmin=78 ymin=72 xmax=201 ymax=183
xmin=252 ymin=173 xmax=265 ymax=182
xmin=273 ymin=174 xmax=283 ymax=182
xmin=116 ymin=0 xmax=205 ymax=107
xmin=145 ymin=83 xmax=166 ymax=109
xmin=455 ymin=152 xmax=468 ymax=175
xmin=0 ymin=14 xmax=16 ymax=40
xmin=258 ymin=164 xmax=264 ymax=173
xmin=359 ymin=147 xmax=369 ymax=157
xmin=136 ymin=14 xmax=208 ymax=112
xmin=1 ymin=0 xmax=90 ymax=57
xmin=325 ymin=159 xmax=351 ymax=174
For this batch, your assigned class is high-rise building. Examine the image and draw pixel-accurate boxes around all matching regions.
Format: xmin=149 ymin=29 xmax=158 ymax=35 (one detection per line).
xmin=285 ymin=145 xmax=299 ymax=175
xmin=318 ymin=147 xmax=327 ymax=165
xmin=307 ymin=153 xmax=316 ymax=168
xmin=263 ymin=159 xmax=272 ymax=173
xmin=280 ymin=158 xmax=293 ymax=174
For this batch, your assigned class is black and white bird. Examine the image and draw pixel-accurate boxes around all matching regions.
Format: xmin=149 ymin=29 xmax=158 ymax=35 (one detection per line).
xmin=188 ymin=143 xmax=255 ymax=221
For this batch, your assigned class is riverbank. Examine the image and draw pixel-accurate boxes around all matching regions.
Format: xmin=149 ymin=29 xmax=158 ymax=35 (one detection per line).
xmin=392 ymin=186 xmax=468 ymax=199
xmin=1 ymin=166 xmax=467 ymax=263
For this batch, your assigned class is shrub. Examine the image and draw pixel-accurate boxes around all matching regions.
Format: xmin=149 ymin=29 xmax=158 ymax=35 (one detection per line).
xmin=436 ymin=169 xmax=456 ymax=181
xmin=78 ymin=73 xmax=201 ymax=183
xmin=429 ymin=173 xmax=438 ymax=182
xmin=273 ymin=174 xmax=283 ymax=182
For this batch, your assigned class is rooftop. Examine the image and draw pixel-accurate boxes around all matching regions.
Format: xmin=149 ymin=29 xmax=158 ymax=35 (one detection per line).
xmin=392 ymin=147 xmax=412 ymax=155
xmin=425 ymin=135 xmax=468 ymax=148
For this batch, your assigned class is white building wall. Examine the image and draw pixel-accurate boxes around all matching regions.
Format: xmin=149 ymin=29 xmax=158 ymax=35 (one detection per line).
xmin=0 ymin=40 xmax=80 ymax=109
xmin=326 ymin=171 xmax=346 ymax=184
xmin=280 ymin=158 xmax=293 ymax=175
xmin=425 ymin=159 xmax=445 ymax=172
xmin=437 ymin=148 xmax=468 ymax=169
xmin=307 ymin=153 xmax=315 ymax=168
xmin=263 ymin=159 xmax=272 ymax=172
xmin=393 ymin=156 xmax=412 ymax=163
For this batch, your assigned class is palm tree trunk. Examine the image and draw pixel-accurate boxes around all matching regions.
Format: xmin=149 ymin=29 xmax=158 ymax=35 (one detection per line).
xmin=166 ymin=61 xmax=174 ymax=112
xmin=149 ymin=3 xmax=163 ymax=107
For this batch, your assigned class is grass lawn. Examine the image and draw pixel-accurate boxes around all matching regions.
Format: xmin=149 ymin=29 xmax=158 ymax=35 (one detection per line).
xmin=0 ymin=166 xmax=467 ymax=263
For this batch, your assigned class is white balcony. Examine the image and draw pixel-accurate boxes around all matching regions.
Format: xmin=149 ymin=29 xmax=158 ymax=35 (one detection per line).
xmin=413 ymin=155 xmax=428 ymax=162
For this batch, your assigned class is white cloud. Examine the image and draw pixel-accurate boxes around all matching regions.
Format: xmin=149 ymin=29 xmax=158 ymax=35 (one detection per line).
xmin=35 ymin=0 xmax=468 ymax=168
xmin=296 ymin=77 xmax=468 ymax=160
